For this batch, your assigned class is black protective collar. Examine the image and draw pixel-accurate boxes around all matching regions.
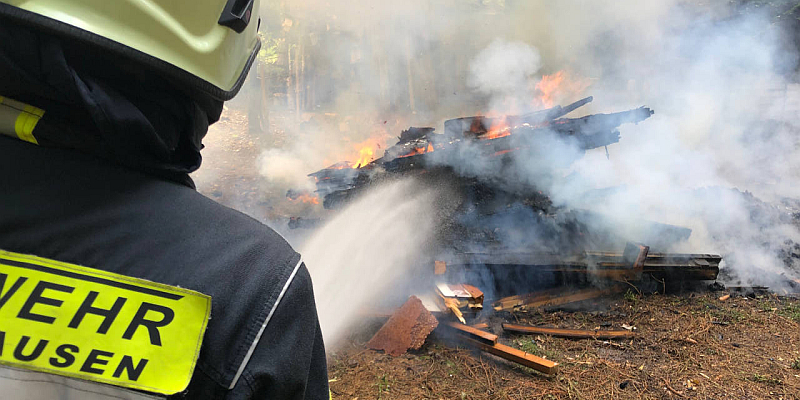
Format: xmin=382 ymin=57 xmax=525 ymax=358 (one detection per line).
xmin=0 ymin=18 xmax=226 ymax=188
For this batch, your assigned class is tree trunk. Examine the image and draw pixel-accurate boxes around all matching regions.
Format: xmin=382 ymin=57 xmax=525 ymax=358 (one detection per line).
xmin=405 ymin=37 xmax=415 ymax=112
xmin=287 ymin=45 xmax=293 ymax=109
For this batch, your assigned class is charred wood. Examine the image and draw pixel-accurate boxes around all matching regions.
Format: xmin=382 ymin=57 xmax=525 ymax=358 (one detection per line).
xmin=441 ymin=251 xmax=721 ymax=283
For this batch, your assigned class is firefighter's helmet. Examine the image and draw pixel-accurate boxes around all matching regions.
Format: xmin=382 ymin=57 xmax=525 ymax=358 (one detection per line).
xmin=0 ymin=0 xmax=261 ymax=100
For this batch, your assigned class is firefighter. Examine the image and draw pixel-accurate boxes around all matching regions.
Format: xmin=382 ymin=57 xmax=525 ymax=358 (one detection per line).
xmin=0 ymin=1 xmax=328 ymax=399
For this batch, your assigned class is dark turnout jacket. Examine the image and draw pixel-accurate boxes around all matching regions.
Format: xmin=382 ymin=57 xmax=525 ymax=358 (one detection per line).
xmin=0 ymin=136 xmax=329 ymax=399
xmin=0 ymin=13 xmax=328 ymax=399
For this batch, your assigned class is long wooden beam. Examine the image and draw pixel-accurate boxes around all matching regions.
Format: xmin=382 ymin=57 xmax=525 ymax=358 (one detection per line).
xmin=457 ymin=336 xmax=558 ymax=375
xmin=502 ymin=323 xmax=635 ymax=340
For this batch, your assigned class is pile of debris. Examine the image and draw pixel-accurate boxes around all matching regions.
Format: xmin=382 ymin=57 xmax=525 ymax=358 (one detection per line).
xmin=365 ymin=241 xmax=722 ymax=373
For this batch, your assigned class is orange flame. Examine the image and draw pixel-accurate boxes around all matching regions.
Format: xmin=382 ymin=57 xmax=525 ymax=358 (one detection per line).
xmin=347 ymin=131 xmax=392 ymax=169
xmin=353 ymin=146 xmax=374 ymax=168
xmin=482 ymin=117 xmax=511 ymax=140
xmin=398 ymin=142 xmax=436 ymax=158
xmin=534 ymin=70 xmax=590 ymax=108
xmin=291 ymin=193 xmax=320 ymax=205
xmin=535 ymin=71 xmax=565 ymax=108
xmin=470 ymin=71 xmax=588 ymax=141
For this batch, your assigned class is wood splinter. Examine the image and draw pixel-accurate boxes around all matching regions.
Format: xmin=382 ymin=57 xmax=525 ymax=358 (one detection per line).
xmin=502 ymin=323 xmax=635 ymax=340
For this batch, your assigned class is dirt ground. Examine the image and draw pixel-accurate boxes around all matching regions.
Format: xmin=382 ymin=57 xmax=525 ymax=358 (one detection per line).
xmin=328 ymin=290 xmax=800 ymax=400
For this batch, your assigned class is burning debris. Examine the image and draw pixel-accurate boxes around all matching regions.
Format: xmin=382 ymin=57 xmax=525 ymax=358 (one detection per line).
xmin=301 ymin=98 xmax=674 ymax=256
xmin=308 ymin=96 xmax=653 ymax=210
xmin=286 ymin=189 xmax=320 ymax=205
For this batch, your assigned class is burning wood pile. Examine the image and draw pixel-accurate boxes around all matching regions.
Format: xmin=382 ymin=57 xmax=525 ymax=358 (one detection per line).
xmin=308 ymin=96 xmax=652 ymax=210
xmin=301 ymin=97 xmax=724 ymax=373
xmin=301 ymin=97 xmax=692 ymax=254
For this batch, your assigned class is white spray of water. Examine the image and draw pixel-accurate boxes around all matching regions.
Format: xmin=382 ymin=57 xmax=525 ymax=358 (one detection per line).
xmin=300 ymin=179 xmax=434 ymax=346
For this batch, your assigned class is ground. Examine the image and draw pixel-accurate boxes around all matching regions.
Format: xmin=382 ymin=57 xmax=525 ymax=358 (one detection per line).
xmin=328 ymin=291 xmax=800 ymax=400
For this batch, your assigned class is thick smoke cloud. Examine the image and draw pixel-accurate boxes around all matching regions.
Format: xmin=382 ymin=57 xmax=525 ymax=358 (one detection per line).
xmin=468 ymin=39 xmax=543 ymax=113
xmin=256 ymin=0 xmax=800 ymax=300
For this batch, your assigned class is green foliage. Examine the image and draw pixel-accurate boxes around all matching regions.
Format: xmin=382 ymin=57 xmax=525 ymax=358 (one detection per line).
xmin=445 ymin=359 xmax=460 ymax=375
xmin=779 ymin=303 xmax=800 ymax=322
xmin=514 ymin=339 xmax=558 ymax=361
xmin=791 ymin=358 xmax=800 ymax=369
xmin=757 ymin=300 xmax=775 ymax=312
xmin=750 ymin=374 xmax=783 ymax=385
xmin=711 ymin=307 xmax=748 ymax=323
xmin=624 ymin=289 xmax=639 ymax=303
xmin=375 ymin=374 xmax=392 ymax=399
xmin=257 ymin=31 xmax=280 ymax=65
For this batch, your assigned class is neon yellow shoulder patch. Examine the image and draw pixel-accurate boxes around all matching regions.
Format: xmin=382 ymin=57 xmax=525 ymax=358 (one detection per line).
xmin=0 ymin=249 xmax=211 ymax=395
xmin=0 ymin=96 xmax=43 ymax=145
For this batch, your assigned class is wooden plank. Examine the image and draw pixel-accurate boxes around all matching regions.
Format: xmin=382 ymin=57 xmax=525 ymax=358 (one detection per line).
xmin=441 ymin=321 xmax=497 ymax=344
xmin=492 ymin=285 xmax=625 ymax=312
xmin=367 ymin=296 xmax=439 ymax=356
xmin=458 ymin=336 xmax=558 ymax=375
xmin=623 ymin=242 xmax=649 ymax=280
xmin=492 ymin=287 xmax=563 ymax=311
xmin=502 ymin=323 xmax=635 ymax=340
xmin=435 ymin=250 xmax=722 ymax=284
xmin=434 ymin=260 xmax=447 ymax=275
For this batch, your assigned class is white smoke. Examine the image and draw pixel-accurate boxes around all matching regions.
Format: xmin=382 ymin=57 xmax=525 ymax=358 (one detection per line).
xmin=468 ymin=39 xmax=543 ymax=113
xmin=451 ymin=4 xmax=800 ymax=289
xmin=257 ymin=147 xmax=317 ymax=191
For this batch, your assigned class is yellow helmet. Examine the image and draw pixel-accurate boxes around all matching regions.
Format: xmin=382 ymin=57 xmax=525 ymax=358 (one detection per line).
xmin=0 ymin=0 xmax=261 ymax=100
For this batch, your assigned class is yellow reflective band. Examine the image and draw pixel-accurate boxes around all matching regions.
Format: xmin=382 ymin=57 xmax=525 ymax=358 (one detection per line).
xmin=0 ymin=96 xmax=44 ymax=145
xmin=0 ymin=249 xmax=211 ymax=395
xmin=14 ymin=105 xmax=42 ymax=145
